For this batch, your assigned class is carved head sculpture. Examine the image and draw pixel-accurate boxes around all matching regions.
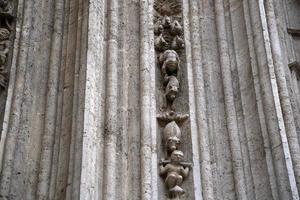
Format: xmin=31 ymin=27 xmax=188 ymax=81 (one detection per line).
xmin=165 ymin=75 xmax=179 ymax=103
xmin=170 ymin=150 xmax=184 ymax=164
xmin=159 ymin=50 xmax=180 ymax=77
xmin=162 ymin=16 xmax=171 ymax=28
xmin=163 ymin=121 xmax=181 ymax=153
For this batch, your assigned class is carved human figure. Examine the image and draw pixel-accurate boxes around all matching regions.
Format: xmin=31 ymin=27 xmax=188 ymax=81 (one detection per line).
xmin=162 ymin=15 xmax=171 ymax=29
xmin=163 ymin=121 xmax=181 ymax=153
xmin=160 ymin=150 xmax=189 ymax=198
xmin=170 ymin=20 xmax=182 ymax=35
xmin=155 ymin=34 xmax=168 ymax=51
xmin=159 ymin=50 xmax=180 ymax=83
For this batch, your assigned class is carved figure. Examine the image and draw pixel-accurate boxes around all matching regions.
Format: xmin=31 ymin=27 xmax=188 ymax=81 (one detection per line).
xmin=163 ymin=121 xmax=181 ymax=153
xmin=171 ymin=35 xmax=184 ymax=50
xmin=155 ymin=34 xmax=168 ymax=51
xmin=154 ymin=20 xmax=164 ymax=35
xmin=157 ymin=110 xmax=189 ymax=125
xmin=159 ymin=50 xmax=180 ymax=81
xmin=165 ymin=75 xmax=179 ymax=105
xmin=160 ymin=150 xmax=189 ymax=198
xmin=170 ymin=20 xmax=182 ymax=35
xmin=162 ymin=16 xmax=171 ymax=29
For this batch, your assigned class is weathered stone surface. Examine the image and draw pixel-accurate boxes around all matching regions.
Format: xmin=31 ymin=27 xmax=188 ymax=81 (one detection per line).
xmin=0 ymin=0 xmax=300 ymax=199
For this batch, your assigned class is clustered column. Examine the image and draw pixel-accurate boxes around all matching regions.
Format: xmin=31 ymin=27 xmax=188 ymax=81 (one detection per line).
xmin=153 ymin=0 xmax=192 ymax=198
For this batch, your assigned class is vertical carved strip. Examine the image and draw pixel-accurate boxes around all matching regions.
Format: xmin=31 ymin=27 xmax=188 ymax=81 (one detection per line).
xmin=257 ymin=0 xmax=299 ymax=198
xmin=103 ymin=0 xmax=119 ymax=199
xmin=0 ymin=0 xmax=30 ymax=197
xmin=265 ymin=0 xmax=300 ymax=192
xmin=140 ymin=0 xmax=153 ymax=199
xmin=154 ymin=0 xmax=192 ymax=198
xmin=80 ymin=0 xmax=107 ymax=198
xmin=186 ymin=0 xmax=214 ymax=199
xmin=214 ymin=0 xmax=247 ymax=199
xmin=36 ymin=0 xmax=65 ymax=198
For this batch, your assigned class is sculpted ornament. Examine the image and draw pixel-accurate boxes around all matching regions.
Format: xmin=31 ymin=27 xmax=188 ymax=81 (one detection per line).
xmin=154 ymin=0 xmax=191 ymax=198
xmin=154 ymin=0 xmax=182 ymax=16
xmin=160 ymin=150 xmax=191 ymax=198
xmin=165 ymin=75 xmax=179 ymax=105
xmin=159 ymin=50 xmax=180 ymax=82
xmin=157 ymin=110 xmax=189 ymax=125
xmin=0 ymin=28 xmax=10 ymax=88
xmin=163 ymin=121 xmax=181 ymax=153
xmin=0 ymin=0 xmax=14 ymax=90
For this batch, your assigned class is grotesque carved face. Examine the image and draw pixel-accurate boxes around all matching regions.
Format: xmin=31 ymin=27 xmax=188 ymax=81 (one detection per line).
xmin=166 ymin=75 xmax=179 ymax=102
xmin=171 ymin=150 xmax=184 ymax=163
xmin=166 ymin=136 xmax=181 ymax=152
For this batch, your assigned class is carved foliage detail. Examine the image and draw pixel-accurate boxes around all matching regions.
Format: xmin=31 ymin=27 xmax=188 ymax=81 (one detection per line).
xmin=155 ymin=1 xmax=191 ymax=198
xmin=0 ymin=0 xmax=14 ymax=89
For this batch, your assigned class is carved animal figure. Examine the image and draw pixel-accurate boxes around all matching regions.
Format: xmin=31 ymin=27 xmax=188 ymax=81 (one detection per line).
xmin=171 ymin=35 xmax=184 ymax=50
xmin=160 ymin=150 xmax=189 ymax=198
xmin=163 ymin=121 xmax=181 ymax=153
xmin=155 ymin=34 xmax=168 ymax=51
xmin=165 ymin=75 xmax=179 ymax=104
xmin=159 ymin=50 xmax=180 ymax=81
xmin=170 ymin=20 xmax=182 ymax=35
xmin=154 ymin=21 xmax=164 ymax=35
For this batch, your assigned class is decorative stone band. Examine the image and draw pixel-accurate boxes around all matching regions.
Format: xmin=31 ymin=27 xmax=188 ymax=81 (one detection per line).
xmin=154 ymin=0 xmax=192 ymax=198
xmin=0 ymin=0 xmax=15 ymax=89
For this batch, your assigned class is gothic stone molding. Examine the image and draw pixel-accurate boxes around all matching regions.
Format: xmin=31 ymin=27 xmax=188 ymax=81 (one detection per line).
xmin=154 ymin=0 xmax=191 ymax=198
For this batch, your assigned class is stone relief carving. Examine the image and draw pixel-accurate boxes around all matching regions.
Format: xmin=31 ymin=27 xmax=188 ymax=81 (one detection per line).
xmin=154 ymin=0 xmax=191 ymax=198
xmin=157 ymin=110 xmax=189 ymax=126
xmin=154 ymin=0 xmax=182 ymax=16
xmin=163 ymin=121 xmax=181 ymax=153
xmin=0 ymin=0 xmax=14 ymax=90
xmin=159 ymin=150 xmax=191 ymax=198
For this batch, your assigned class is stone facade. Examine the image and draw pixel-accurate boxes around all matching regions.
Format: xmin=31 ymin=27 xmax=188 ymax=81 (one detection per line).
xmin=0 ymin=0 xmax=300 ymax=199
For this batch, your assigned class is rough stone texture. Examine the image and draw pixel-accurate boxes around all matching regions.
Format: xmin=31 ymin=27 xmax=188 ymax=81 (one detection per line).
xmin=0 ymin=0 xmax=300 ymax=199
